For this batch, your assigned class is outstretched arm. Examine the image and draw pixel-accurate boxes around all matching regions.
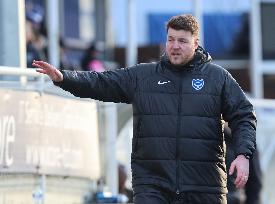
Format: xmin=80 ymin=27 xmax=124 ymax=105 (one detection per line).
xmin=33 ymin=60 xmax=63 ymax=82
xmin=32 ymin=60 xmax=136 ymax=103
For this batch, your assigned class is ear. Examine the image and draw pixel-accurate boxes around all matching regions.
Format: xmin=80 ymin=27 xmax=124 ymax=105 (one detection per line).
xmin=194 ymin=37 xmax=199 ymax=49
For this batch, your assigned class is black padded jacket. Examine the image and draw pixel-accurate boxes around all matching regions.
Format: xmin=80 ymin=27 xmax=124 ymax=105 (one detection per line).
xmin=55 ymin=46 xmax=256 ymax=194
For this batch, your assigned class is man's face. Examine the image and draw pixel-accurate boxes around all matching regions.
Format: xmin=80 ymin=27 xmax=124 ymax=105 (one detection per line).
xmin=165 ymin=28 xmax=199 ymax=65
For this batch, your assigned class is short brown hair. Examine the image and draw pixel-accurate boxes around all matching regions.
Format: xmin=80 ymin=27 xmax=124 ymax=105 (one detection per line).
xmin=166 ymin=14 xmax=199 ymax=36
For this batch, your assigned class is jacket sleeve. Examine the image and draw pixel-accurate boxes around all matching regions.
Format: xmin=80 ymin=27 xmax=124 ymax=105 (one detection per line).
xmin=54 ymin=66 xmax=137 ymax=104
xmin=221 ymin=71 xmax=257 ymax=158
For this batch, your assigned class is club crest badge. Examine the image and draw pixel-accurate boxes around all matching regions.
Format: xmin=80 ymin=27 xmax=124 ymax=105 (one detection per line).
xmin=192 ymin=79 xmax=204 ymax=90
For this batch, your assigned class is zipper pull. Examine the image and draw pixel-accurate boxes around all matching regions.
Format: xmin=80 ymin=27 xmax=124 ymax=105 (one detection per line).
xmin=176 ymin=190 xmax=180 ymax=195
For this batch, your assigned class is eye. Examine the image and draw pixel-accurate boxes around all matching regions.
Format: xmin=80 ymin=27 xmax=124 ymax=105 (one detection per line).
xmin=179 ymin=39 xmax=187 ymax=43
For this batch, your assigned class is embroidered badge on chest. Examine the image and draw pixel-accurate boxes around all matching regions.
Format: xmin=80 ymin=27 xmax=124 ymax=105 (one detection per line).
xmin=192 ymin=79 xmax=204 ymax=90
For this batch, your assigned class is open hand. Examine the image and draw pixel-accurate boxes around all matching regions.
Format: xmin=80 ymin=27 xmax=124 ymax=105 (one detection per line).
xmin=32 ymin=60 xmax=63 ymax=82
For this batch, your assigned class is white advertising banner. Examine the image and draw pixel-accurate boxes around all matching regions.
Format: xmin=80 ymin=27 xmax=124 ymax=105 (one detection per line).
xmin=0 ymin=89 xmax=100 ymax=179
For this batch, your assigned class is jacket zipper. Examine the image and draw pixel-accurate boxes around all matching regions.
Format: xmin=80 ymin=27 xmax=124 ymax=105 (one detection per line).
xmin=176 ymin=74 xmax=183 ymax=194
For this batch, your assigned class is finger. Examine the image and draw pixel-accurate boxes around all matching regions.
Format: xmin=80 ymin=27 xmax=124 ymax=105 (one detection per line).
xmin=235 ymin=175 xmax=243 ymax=188
xmin=33 ymin=62 xmax=56 ymax=76
xmin=33 ymin=60 xmax=55 ymax=70
xmin=234 ymin=170 xmax=243 ymax=186
xmin=229 ymin=162 xmax=235 ymax=175
xmin=235 ymin=172 xmax=249 ymax=188
xmin=33 ymin=60 xmax=49 ymax=66
xmin=32 ymin=62 xmax=47 ymax=70
xmin=235 ymin=178 xmax=242 ymax=188
xmin=32 ymin=60 xmax=45 ymax=67
xmin=236 ymin=176 xmax=247 ymax=188
xmin=36 ymin=68 xmax=47 ymax=74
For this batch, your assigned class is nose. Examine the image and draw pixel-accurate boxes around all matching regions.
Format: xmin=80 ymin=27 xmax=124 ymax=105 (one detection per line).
xmin=172 ymin=41 xmax=180 ymax=49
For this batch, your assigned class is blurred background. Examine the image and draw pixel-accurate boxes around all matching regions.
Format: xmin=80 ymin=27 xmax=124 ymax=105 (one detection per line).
xmin=0 ymin=0 xmax=275 ymax=203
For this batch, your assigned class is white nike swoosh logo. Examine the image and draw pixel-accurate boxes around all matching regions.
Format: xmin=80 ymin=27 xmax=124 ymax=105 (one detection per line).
xmin=158 ymin=80 xmax=171 ymax=85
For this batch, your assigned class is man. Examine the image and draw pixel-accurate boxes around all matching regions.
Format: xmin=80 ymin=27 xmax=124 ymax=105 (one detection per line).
xmin=33 ymin=14 xmax=256 ymax=204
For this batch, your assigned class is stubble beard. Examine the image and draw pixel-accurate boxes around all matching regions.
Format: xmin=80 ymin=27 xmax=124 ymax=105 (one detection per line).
xmin=169 ymin=54 xmax=193 ymax=66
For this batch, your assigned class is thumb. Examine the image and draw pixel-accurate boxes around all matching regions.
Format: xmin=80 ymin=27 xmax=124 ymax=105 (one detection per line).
xmin=229 ymin=161 xmax=236 ymax=175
